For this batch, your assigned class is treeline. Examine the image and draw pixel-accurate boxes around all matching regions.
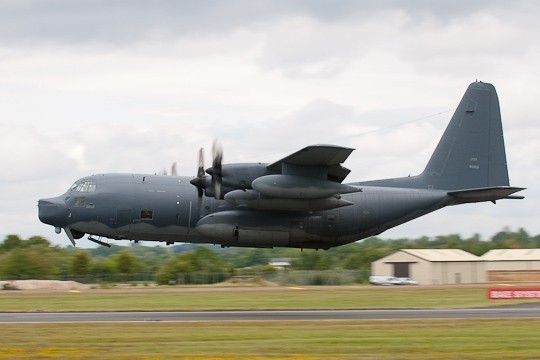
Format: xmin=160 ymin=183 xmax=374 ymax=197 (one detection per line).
xmin=0 ymin=228 xmax=538 ymax=285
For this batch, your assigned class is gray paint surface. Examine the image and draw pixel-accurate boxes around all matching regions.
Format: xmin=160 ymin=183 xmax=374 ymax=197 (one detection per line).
xmin=37 ymin=82 xmax=524 ymax=249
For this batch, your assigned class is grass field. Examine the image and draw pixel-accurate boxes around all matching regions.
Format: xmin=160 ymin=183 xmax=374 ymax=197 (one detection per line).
xmin=0 ymin=285 xmax=538 ymax=312
xmin=1 ymin=319 xmax=539 ymax=359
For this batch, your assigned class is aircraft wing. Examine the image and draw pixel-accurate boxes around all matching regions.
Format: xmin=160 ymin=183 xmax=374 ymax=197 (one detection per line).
xmin=266 ymin=144 xmax=354 ymax=183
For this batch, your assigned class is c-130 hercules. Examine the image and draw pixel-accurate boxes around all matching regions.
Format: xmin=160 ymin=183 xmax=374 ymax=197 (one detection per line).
xmin=39 ymin=82 xmax=524 ymax=249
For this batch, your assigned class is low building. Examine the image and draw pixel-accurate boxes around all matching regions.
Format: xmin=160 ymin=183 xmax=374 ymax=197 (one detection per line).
xmin=371 ymin=249 xmax=486 ymax=285
xmin=481 ymin=249 xmax=540 ymax=282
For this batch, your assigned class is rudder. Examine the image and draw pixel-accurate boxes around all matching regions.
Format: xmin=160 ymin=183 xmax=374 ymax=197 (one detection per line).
xmin=421 ymin=81 xmax=509 ymax=190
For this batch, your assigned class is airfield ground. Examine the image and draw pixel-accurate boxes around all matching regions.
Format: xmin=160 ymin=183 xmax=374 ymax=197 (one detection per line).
xmin=1 ymin=319 xmax=539 ymax=359
xmin=2 ymin=285 xmax=539 ymax=359
xmin=1 ymin=284 xmax=539 ymax=312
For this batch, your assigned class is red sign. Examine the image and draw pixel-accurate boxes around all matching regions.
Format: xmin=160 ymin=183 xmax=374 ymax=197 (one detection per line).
xmin=488 ymin=288 xmax=540 ymax=300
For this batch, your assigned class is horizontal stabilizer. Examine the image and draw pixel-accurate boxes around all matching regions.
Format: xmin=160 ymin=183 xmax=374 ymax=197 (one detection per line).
xmin=448 ymin=186 xmax=525 ymax=203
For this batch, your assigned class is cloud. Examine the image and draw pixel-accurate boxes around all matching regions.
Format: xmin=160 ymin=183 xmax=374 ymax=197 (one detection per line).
xmin=0 ymin=1 xmax=518 ymax=47
xmin=0 ymin=126 xmax=79 ymax=183
xmin=0 ymin=1 xmax=539 ymax=244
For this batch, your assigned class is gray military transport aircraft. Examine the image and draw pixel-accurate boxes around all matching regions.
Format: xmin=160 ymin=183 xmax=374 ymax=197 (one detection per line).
xmin=38 ymin=82 xmax=524 ymax=249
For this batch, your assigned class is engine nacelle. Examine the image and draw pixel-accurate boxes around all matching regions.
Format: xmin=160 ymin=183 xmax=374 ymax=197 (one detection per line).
xmin=251 ymin=174 xmax=360 ymax=199
xmin=224 ymin=189 xmax=352 ymax=211
xmin=220 ymin=163 xmax=272 ymax=190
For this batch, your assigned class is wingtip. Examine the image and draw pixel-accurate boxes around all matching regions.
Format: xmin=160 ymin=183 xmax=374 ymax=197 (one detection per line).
xmin=308 ymin=144 xmax=355 ymax=151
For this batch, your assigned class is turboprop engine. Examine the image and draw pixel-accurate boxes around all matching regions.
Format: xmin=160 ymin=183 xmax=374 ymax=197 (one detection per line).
xmin=221 ymin=175 xmax=361 ymax=212
xmin=191 ymin=143 xmax=361 ymax=211
xmin=251 ymin=174 xmax=360 ymax=199
xmin=224 ymin=189 xmax=353 ymax=211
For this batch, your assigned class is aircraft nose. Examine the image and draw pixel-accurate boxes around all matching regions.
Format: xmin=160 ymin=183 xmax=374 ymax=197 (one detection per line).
xmin=38 ymin=197 xmax=69 ymax=226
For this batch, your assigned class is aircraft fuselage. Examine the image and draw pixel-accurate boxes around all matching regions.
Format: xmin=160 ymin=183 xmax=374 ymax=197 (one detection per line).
xmin=39 ymin=173 xmax=448 ymax=249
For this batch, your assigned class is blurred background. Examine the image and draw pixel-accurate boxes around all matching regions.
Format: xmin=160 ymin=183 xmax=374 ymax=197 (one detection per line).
xmin=1 ymin=229 xmax=537 ymax=287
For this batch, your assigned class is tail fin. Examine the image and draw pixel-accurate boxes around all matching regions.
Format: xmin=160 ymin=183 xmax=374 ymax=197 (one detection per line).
xmin=421 ymin=81 xmax=509 ymax=190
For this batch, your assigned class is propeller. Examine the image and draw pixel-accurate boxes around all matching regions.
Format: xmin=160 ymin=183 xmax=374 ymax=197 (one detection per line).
xmin=189 ymin=147 xmax=206 ymax=209
xmin=208 ymin=140 xmax=223 ymax=199
xmin=190 ymin=140 xmax=224 ymax=200
xmin=158 ymin=162 xmax=178 ymax=176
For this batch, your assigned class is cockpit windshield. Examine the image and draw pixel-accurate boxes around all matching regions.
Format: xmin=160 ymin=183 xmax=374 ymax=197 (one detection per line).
xmin=70 ymin=180 xmax=96 ymax=192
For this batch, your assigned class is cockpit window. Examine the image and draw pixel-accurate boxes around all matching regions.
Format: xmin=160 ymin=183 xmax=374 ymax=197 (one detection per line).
xmin=71 ymin=180 xmax=97 ymax=192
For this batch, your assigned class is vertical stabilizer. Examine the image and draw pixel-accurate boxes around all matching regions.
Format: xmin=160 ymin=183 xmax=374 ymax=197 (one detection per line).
xmin=421 ymin=82 xmax=509 ymax=190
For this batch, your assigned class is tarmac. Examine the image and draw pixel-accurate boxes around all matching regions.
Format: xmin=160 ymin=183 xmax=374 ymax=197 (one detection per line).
xmin=1 ymin=306 xmax=540 ymax=323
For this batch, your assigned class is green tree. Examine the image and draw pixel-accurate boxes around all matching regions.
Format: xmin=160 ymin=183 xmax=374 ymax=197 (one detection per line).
xmin=0 ymin=247 xmax=60 ymax=278
xmin=156 ymin=247 xmax=230 ymax=285
xmin=292 ymin=250 xmax=331 ymax=270
xmin=90 ymin=258 xmax=116 ymax=279
xmin=26 ymin=236 xmax=50 ymax=248
xmin=0 ymin=235 xmax=23 ymax=252
xmin=112 ymin=250 xmax=140 ymax=274
xmin=70 ymin=251 xmax=91 ymax=276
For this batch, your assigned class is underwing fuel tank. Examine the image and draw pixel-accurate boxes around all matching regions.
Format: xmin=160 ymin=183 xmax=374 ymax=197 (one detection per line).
xmin=224 ymin=189 xmax=352 ymax=211
xmin=251 ymin=174 xmax=360 ymax=199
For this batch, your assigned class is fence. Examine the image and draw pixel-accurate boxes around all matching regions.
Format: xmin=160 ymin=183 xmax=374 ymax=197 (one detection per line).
xmin=0 ymin=273 xmax=156 ymax=284
xmin=266 ymin=270 xmax=370 ymax=285
xmin=1 ymin=270 xmax=370 ymax=286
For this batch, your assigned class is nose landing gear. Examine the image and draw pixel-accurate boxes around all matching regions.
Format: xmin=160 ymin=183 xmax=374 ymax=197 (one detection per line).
xmin=62 ymin=227 xmax=86 ymax=246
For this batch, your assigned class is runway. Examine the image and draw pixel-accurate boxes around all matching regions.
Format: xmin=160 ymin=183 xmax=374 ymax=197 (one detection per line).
xmin=1 ymin=306 xmax=540 ymax=323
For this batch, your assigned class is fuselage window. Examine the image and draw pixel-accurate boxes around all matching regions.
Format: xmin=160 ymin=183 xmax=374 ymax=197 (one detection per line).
xmin=74 ymin=197 xmax=86 ymax=207
xmin=140 ymin=209 xmax=153 ymax=220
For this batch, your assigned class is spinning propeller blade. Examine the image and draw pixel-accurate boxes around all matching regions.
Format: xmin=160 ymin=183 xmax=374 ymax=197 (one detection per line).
xmin=190 ymin=140 xmax=224 ymax=201
xmin=209 ymin=140 xmax=223 ymax=199
xmin=190 ymin=147 xmax=206 ymax=211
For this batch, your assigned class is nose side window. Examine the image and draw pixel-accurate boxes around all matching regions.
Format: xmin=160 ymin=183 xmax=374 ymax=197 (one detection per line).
xmin=74 ymin=197 xmax=86 ymax=207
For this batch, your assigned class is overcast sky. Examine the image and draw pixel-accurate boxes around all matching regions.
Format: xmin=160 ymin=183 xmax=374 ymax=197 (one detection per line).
xmin=1 ymin=1 xmax=539 ymax=246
